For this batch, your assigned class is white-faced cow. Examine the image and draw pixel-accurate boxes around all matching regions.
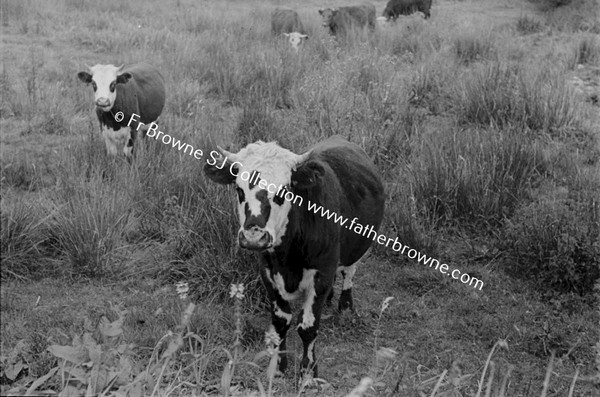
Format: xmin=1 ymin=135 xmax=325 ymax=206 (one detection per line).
xmin=204 ymin=135 xmax=385 ymax=377
xmin=77 ymin=63 xmax=166 ymax=160
xmin=383 ymin=0 xmax=432 ymax=21
xmin=271 ymin=8 xmax=308 ymax=51
xmin=318 ymin=3 xmax=376 ymax=38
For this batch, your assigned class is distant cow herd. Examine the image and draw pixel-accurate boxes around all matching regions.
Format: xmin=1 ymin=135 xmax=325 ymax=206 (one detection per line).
xmin=76 ymin=0 xmax=432 ymax=382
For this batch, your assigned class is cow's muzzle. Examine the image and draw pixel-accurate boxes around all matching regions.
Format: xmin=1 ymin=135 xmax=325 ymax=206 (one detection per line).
xmin=238 ymin=228 xmax=272 ymax=251
xmin=95 ymin=98 xmax=111 ymax=109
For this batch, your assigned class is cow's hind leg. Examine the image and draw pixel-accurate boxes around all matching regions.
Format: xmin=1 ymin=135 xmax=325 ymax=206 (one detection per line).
xmin=338 ymin=263 xmax=357 ymax=312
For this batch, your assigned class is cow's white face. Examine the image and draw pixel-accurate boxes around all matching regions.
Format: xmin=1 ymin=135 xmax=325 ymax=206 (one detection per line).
xmin=77 ymin=64 xmax=131 ymax=112
xmin=284 ymin=32 xmax=308 ymax=51
xmin=225 ymin=142 xmax=311 ymax=250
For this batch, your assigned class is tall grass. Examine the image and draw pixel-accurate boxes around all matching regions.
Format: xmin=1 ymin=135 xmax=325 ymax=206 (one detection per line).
xmin=411 ymin=127 xmax=545 ymax=225
xmin=454 ymin=61 xmax=582 ymax=134
xmin=0 ymin=201 xmax=46 ymax=278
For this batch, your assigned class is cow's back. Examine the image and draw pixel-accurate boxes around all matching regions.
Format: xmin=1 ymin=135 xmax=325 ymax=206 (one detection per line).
xmin=272 ymin=8 xmax=304 ymax=35
xmin=118 ymin=63 xmax=166 ymax=123
xmin=310 ymin=136 xmax=385 ymax=265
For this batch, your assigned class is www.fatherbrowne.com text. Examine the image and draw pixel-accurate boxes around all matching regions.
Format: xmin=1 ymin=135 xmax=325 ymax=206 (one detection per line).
xmin=125 ymin=113 xmax=484 ymax=290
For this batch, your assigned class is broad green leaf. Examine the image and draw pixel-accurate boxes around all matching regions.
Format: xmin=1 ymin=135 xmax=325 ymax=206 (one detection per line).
xmin=48 ymin=345 xmax=89 ymax=365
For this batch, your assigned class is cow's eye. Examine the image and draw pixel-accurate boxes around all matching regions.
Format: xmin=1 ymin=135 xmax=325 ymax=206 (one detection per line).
xmin=274 ymin=186 xmax=288 ymax=206
xmin=110 ymin=81 xmax=116 ymax=92
xmin=236 ymin=187 xmax=245 ymax=204
xmin=91 ymin=81 xmax=97 ymax=91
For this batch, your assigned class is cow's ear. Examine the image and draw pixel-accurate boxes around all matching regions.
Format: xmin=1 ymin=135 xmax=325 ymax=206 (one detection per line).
xmin=116 ymin=72 xmax=132 ymax=85
xmin=77 ymin=71 xmax=92 ymax=84
xmin=204 ymin=161 xmax=238 ymax=185
xmin=291 ymin=160 xmax=325 ymax=190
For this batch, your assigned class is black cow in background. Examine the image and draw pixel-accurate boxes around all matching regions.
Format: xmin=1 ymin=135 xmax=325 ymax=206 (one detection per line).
xmin=383 ymin=0 xmax=432 ymax=20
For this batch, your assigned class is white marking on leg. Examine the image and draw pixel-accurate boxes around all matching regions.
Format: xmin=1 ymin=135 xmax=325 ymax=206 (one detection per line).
xmin=102 ymin=125 xmax=131 ymax=157
xmin=273 ymin=269 xmax=316 ymax=302
xmin=306 ymin=339 xmax=316 ymax=363
xmin=299 ymin=283 xmax=316 ymax=329
xmin=273 ymin=301 xmax=292 ymax=325
xmin=339 ymin=264 xmax=357 ymax=291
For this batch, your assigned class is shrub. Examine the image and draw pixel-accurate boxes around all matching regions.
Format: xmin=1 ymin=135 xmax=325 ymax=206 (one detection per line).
xmin=502 ymin=198 xmax=600 ymax=294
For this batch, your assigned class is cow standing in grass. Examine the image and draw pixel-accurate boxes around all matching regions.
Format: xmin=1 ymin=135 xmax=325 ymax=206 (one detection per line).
xmin=77 ymin=63 xmax=166 ymax=160
xmin=204 ymin=135 xmax=385 ymax=378
xmin=319 ymin=3 xmax=376 ymax=37
xmin=271 ymin=8 xmax=308 ymax=51
xmin=383 ymin=0 xmax=432 ymax=20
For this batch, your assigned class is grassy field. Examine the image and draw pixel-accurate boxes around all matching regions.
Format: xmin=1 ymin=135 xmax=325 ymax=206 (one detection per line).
xmin=1 ymin=0 xmax=599 ymax=395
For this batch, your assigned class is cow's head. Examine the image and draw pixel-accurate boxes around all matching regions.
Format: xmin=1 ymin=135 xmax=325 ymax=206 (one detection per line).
xmin=283 ymin=32 xmax=309 ymax=51
xmin=318 ymin=8 xmax=336 ymax=28
xmin=77 ymin=64 xmax=132 ymax=112
xmin=204 ymin=142 xmax=324 ymax=251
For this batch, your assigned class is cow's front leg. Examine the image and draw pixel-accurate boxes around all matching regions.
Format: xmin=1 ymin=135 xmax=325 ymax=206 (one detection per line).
xmin=270 ymin=295 xmax=292 ymax=373
xmin=262 ymin=269 xmax=292 ymax=373
xmin=297 ymin=270 xmax=333 ymax=378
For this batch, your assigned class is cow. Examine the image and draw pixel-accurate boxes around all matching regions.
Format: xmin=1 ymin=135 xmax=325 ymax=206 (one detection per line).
xmin=319 ymin=3 xmax=377 ymax=37
xmin=382 ymin=0 xmax=432 ymax=21
xmin=77 ymin=63 xmax=166 ymax=160
xmin=203 ymin=135 xmax=386 ymax=378
xmin=271 ymin=8 xmax=309 ymax=51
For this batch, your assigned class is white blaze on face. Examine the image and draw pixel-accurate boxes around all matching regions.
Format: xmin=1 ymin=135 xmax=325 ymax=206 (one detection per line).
xmin=283 ymin=32 xmax=308 ymax=51
xmin=89 ymin=64 xmax=122 ymax=111
xmin=230 ymin=142 xmax=305 ymax=247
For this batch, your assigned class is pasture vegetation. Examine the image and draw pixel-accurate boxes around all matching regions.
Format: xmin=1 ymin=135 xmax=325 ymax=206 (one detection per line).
xmin=1 ymin=0 xmax=599 ymax=395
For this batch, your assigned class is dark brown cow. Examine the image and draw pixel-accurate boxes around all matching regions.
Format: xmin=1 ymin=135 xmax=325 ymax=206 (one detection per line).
xmin=204 ymin=136 xmax=385 ymax=378
xmin=77 ymin=63 xmax=166 ymax=159
xmin=319 ymin=3 xmax=376 ymax=37
xmin=383 ymin=0 xmax=432 ymax=20
xmin=271 ymin=8 xmax=308 ymax=51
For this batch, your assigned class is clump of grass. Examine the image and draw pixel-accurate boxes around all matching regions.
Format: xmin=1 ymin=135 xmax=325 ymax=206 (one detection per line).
xmin=45 ymin=177 xmax=135 ymax=278
xmin=516 ymin=14 xmax=544 ymax=34
xmin=572 ymin=34 xmax=600 ymax=65
xmin=501 ymin=197 xmax=600 ymax=294
xmin=453 ymin=31 xmax=496 ymax=64
xmin=411 ymin=127 xmax=545 ymax=226
xmin=455 ymin=61 xmax=581 ymax=133
xmin=0 ymin=158 xmax=42 ymax=191
xmin=0 ymin=202 xmax=46 ymax=279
